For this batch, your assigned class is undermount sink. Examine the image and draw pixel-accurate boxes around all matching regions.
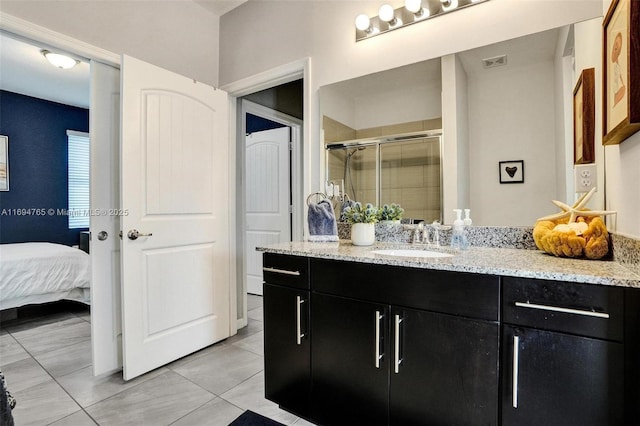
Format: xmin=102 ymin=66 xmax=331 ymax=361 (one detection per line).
xmin=371 ymin=249 xmax=455 ymax=258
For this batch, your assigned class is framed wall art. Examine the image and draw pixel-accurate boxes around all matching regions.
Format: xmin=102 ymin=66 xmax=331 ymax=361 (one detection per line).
xmin=574 ymin=68 xmax=595 ymax=164
xmin=499 ymin=160 xmax=524 ymax=184
xmin=603 ymin=0 xmax=640 ymax=145
xmin=0 ymin=135 xmax=8 ymax=191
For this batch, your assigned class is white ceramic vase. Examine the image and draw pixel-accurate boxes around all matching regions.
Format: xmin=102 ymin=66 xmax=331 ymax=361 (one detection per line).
xmin=351 ymin=223 xmax=375 ymax=246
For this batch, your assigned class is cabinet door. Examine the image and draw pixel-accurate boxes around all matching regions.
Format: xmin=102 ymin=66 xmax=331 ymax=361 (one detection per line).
xmin=390 ymin=307 xmax=499 ymax=426
xmin=502 ymin=326 xmax=624 ymax=426
xmin=263 ymin=283 xmax=311 ymax=418
xmin=312 ymin=293 xmax=389 ymax=425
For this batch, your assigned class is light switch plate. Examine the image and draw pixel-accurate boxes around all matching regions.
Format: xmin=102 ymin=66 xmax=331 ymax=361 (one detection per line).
xmin=574 ymin=164 xmax=597 ymax=193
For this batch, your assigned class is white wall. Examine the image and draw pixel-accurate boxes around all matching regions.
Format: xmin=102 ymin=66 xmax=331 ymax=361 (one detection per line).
xmin=601 ymin=0 xmax=640 ymax=238
xmin=220 ymin=0 xmax=602 ymax=223
xmin=220 ymin=1 xmax=602 ymax=88
xmin=468 ymin=59 xmax=557 ymax=226
xmin=354 ymin=82 xmax=442 ymax=129
xmin=0 ymin=1 xmax=220 ymax=86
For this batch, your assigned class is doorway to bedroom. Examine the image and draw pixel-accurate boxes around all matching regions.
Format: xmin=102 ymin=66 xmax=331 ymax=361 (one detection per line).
xmin=0 ymin=32 xmax=93 ymax=319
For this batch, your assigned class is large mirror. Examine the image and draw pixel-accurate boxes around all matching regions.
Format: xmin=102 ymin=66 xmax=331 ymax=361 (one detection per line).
xmin=320 ymin=18 xmax=599 ymax=226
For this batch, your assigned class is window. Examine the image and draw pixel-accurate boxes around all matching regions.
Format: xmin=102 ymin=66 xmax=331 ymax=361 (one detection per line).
xmin=67 ymin=130 xmax=90 ymax=229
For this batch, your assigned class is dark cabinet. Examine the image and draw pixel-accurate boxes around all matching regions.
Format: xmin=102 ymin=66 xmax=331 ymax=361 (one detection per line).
xmin=501 ymin=325 xmax=623 ymax=426
xmin=263 ymin=254 xmax=636 ymax=426
xmin=262 ymin=254 xmax=311 ymax=419
xmin=311 ymin=293 xmax=389 ymax=425
xmin=390 ymin=307 xmax=498 ymax=426
xmin=310 ymin=259 xmax=500 ymax=426
xmin=501 ymin=277 xmax=625 ymax=426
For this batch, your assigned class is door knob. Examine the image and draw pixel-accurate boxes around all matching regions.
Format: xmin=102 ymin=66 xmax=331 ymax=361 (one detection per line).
xmin=127 ymin=229 xmax=153 ymax=240
xmin=97 ymin=231 xmax=108 ymax=241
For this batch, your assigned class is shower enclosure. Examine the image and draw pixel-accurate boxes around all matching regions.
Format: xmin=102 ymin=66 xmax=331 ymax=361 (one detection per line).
xmin=326 ymin=131 xmax=443 ymax=223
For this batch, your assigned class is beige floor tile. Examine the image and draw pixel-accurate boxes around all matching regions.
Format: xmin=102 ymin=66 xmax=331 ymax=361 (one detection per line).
xmin=171 ymin=345 xmax=264 ymax=396
xmin=14 ymin=319 xmax=91 ymax=356
xmin=220 ymin=371 xmax=298 ymax=425
xmin=248 ymin=306 xmax=264 ymax=322
xmin=11 ymin=379 xmax=81 ymax=426
xmin=57 ymin=365 xmax=169 ymax=407
xmin=85 ymin=371 xmax=214 ymax=426
xmin=1 ymin=357 xmax=50 ymax=393
xmin=247 ymin=294 xmax=263 ymax=311
xmin=0 ymin=332 xmax=30 ymax=366
xmin=49 ymin=410 xmax=98 ymax=425
xmin=35 ymin=339 xmax=92 ymax=377
xmin=231 ymin=331 xmax=264 ymax=356
xmin=171 ymin=396 xmax=244 ymax=426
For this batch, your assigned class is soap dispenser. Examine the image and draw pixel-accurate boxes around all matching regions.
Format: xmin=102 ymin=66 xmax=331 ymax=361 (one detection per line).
xmin=463 ymin=209 xmax=473 ymax=227
xmin=451 ymin=209 xmax=469 ymax=250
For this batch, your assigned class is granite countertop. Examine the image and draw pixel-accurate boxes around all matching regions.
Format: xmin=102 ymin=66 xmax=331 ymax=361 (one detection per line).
xmin=258 ymin=241 xmax=640 ymax=288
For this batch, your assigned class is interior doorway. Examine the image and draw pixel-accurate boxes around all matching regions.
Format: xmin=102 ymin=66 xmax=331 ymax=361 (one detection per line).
xmin=240 ymin=99 xmax=302 ymax=297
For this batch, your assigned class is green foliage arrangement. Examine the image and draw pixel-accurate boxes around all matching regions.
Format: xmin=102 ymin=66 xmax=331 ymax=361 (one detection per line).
xmin=342 ymin=202 xmax=379 ymax=224
xmin=377 ymin=203 xmax=404 ymax=221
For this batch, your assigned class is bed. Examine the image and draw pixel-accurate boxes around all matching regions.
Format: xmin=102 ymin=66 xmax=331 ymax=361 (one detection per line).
xmin=0 ymin=242 xmax=91 ymax=310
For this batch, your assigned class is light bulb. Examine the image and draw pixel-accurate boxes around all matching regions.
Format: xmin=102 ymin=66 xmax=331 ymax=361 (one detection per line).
xmin=378 ymin=4 xmax=395 ymax=22
xmin=405 ymin=0 xmax=422 ymax=13
xmin=355 ymin=14 xmax=371 ymax=31
xmin=441 ymin=0 xmax=459 ymax=12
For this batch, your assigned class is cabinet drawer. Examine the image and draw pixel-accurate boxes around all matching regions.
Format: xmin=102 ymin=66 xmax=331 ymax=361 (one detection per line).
xmin=311 ymin=258 xmax=499 ymax=321
xmin=263 ymin=253 xmax=309 ymax=290
xmin=503 ymin=277 xmax=624 ymax=341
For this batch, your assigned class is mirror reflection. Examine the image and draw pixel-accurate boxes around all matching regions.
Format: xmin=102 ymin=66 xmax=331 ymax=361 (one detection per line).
xmin=326 ymin=133 xmax=443 ymax=223
xmin=320 ymin=19 xmax=595 ymax=226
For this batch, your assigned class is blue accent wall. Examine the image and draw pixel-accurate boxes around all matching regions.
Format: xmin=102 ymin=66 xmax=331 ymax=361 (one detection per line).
xmin=0 ymin=90 xmax=89 ymax=246
xmin=246 ymin=113 xmax=286 ymax=133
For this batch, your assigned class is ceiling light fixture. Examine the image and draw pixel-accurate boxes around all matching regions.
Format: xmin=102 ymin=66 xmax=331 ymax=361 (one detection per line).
xmin=355 ymin=0 xmax=489 ymax=42
xmin=41 ymin=50 xmax=79 ymax=69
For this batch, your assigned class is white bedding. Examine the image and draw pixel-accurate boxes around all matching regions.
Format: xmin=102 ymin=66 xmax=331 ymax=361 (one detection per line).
xmin=0 ymin=242 xmax=91 ymax=310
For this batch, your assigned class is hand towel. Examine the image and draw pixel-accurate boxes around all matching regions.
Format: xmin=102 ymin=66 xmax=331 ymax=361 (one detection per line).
xmin=308 ymin=199 xmax=339 ymax=242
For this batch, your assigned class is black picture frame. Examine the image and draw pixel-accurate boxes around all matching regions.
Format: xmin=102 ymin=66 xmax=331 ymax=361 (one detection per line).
xmin=499 ymin=160 xmax=524 ymax=184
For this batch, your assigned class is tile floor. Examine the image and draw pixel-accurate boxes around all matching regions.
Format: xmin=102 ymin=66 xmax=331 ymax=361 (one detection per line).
xmin=0 ymin=296 xmax=315 ymax=426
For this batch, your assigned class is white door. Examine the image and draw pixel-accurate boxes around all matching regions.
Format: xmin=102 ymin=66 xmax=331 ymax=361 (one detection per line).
xmin=245 ymin=127 xmax=291 ymax=295
xmin=90 ymin=61 xmax=122 ymax=375
xmin=120 ymin=55 xmax=230 ymax=380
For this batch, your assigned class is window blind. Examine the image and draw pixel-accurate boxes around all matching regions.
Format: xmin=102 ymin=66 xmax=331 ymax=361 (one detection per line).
xmin=67 ymin=130 xmax=90 ymax=229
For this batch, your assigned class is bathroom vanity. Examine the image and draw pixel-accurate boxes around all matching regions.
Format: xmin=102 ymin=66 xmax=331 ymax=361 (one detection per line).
xmin=260 ymin=243 xmax=640 ymax=426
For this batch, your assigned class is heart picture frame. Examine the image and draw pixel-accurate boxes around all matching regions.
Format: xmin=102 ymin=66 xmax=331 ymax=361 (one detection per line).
xmin=499 ymin=160 xmax=524 ymax=184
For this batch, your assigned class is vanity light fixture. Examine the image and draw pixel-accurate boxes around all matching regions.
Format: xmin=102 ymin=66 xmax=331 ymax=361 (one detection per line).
xmin=41 ymin=50 xmax=79 ymax=69
xmin=355 ymin=0 xmax=489 ymax=42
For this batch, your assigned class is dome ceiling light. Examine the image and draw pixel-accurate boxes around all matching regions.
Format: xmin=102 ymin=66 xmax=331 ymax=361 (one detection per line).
xmin=41 ymin=50 xmax=80 ymax=69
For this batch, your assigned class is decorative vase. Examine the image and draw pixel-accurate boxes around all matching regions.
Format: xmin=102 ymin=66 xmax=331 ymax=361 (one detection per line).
xmin=351 ymin=223 xmax=375 ymax=246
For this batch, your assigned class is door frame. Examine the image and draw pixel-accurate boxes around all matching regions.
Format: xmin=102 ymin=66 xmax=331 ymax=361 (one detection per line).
xmin=240 ymin=99 xmax=303 ymax=298
xmin=222 ymin=58 xmax=311 ymax=329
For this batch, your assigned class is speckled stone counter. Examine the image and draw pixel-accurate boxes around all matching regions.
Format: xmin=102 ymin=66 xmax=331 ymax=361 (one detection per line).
xmin=258 ymin=241 xmax=640 ymax=288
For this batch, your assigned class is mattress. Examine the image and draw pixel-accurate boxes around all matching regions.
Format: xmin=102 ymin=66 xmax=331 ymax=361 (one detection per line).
xmin=0 ymin=242 xmax=91 ymax=310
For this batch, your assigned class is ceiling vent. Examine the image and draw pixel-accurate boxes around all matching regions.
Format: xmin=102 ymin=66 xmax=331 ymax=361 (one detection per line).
xmin=482 ymin=54 xmax=508 ymax=69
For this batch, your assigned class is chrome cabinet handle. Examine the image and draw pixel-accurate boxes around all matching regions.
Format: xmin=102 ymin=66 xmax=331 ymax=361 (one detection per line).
xmin=262 ymin=267 xmax=301 ymax=276
xmin=375 ymin=310 xmax=384 ymax=368
xmin=512 ymin=335 xmax=520 ymax=408
xmin=127 ymin=229 xmax=152 ymax=240
xmin=515 ymin=301 xmax=609 ymax=319
xmin=394 ymin=314 xmax=403 ymax=374
xmin=296 ymin=296 xmax=305 ymax=345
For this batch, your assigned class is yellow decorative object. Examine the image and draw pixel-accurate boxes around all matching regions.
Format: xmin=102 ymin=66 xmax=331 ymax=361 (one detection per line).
xmin=533 ymin=188 xmax=616 ymax=260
